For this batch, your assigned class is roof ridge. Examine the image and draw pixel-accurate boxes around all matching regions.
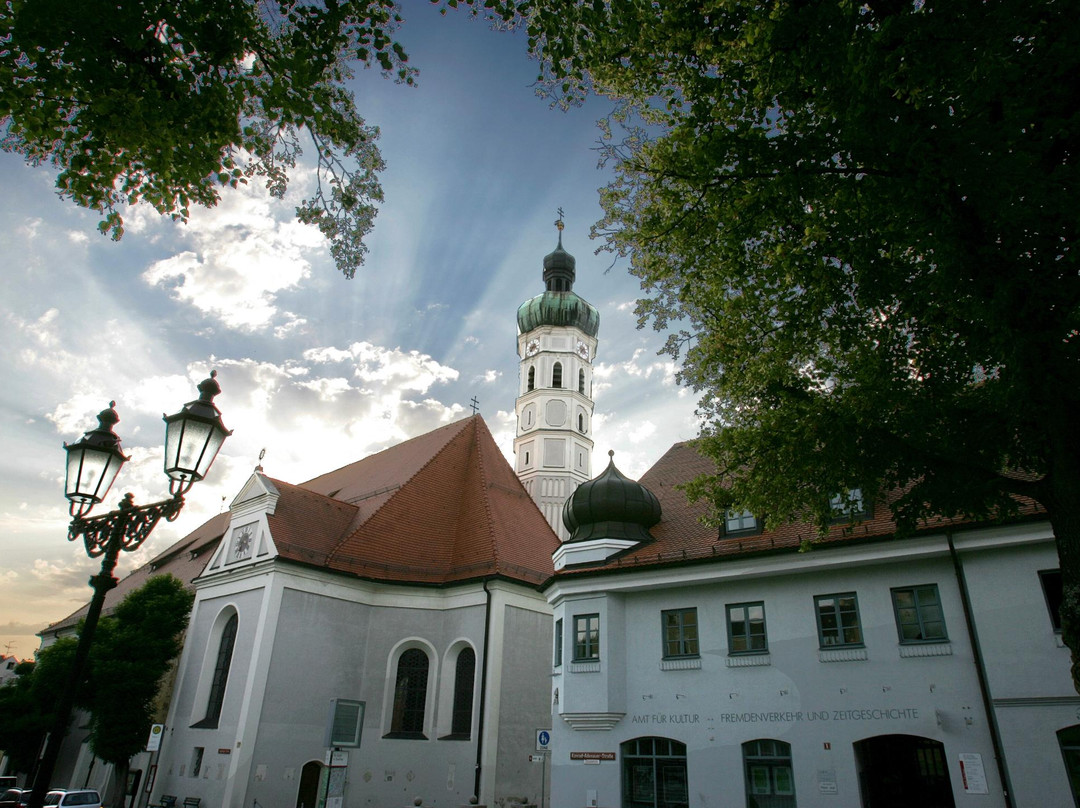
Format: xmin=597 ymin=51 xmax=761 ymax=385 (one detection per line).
xmin=469 ymin=417 xmax=500 ymax=570
xmin=298 ymin=417 xmax=474 ymax=489
xmin=324 ymin=416 xmax=480 ymax=566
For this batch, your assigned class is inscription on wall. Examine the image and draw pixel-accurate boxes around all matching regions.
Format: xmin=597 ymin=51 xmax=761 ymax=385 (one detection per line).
xmin=631 ymin=707 xmax=920 ymax=726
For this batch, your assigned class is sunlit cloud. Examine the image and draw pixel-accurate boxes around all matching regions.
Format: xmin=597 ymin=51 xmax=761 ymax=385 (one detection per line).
xmin=141 ymin=182 xmax=323 ymax=332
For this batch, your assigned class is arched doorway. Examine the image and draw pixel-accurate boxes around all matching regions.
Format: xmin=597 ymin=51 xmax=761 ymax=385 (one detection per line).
xmin=621 ymin=737 xmax=688 ymax=808
xmin=296 ymin=760 xmax=325 ymax=808
xmin=854 ymin=735 xmax=954 ymax=808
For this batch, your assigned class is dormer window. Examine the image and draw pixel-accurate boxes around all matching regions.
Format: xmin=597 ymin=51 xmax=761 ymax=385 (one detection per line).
xmin=830 ymin=488 xmax=870 ymax=522
xmin=723 ymin=510 xmax=759 ymax=537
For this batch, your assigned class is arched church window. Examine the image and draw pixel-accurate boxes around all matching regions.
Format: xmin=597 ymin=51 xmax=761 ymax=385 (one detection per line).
xmin=390 ymin=648 xmax=429 ymax=737
xmin=578 ymin=369 xmax=585 ymax=394
xmin=196 ymin=612 xmax=237 ymax=728
xmin=552 ymin=362 xmax=563 ymax=389
xmin=579 ymin=414 xmax=585 ymax=432
xmin=528 ymin=366 xmax=535 ymax=391
xmin=450 ymin=647 xmax=476 ymax=737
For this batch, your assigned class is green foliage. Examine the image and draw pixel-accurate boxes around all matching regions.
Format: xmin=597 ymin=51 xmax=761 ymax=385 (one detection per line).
xmin=0 ymin=576 xmax=193 ymax=774
xmin=499 ymin=0 xmax=1080 ymax=681
xmin=503 ymin=0 xmax=1078 ymax=527
xmin=81 ymin=575 xmax=194 ymax=766
xmin=0 ymin=0 xmax=416 ymax=278
xmin=0 ymin=643 xmax=77 ymax=775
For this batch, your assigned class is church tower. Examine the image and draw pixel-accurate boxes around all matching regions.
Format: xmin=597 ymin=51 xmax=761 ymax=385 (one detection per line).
xmin=514 ymin=216 xmax=599 ymax=539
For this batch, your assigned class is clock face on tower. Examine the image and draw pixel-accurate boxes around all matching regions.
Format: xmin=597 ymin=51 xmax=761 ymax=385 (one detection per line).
xmin=232 ymin=522 xmax=256 ymax=561
xmin=575 ymin=340 xmax=590 ymax=360
xmin=526 ymin=339 xmax=541 ymax=357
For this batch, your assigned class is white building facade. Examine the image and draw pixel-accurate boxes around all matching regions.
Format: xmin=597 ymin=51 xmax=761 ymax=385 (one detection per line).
xmin=543 ymin=444 xmax=1078 ymax=808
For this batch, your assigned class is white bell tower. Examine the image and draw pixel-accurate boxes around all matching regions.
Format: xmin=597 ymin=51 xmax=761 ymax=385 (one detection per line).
xmin=514 ymin=215 xmax=599 ymax=539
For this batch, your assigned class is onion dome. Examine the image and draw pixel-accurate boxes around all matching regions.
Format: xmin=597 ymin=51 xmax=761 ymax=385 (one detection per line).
xmin=562 ymin=451 xmax=662 ymax=543
xmin=517 ymin=228 xmax=600 ymax=337
xmin=517 ymin=291 xmax=600 ymax=338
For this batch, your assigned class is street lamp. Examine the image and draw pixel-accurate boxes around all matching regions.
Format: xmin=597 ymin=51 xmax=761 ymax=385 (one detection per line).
xmin=28 ymin=372 xmax=231 ymax=808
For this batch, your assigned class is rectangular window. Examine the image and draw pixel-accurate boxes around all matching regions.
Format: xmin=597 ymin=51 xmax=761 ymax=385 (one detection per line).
xmin=326 ymin=698 xmax=365 ymax=747
xmin=815 ymin=593 xmax=863 ymax=647
xmin=190 ymin=747 xmax=204 ymax=778
xmin=573 ymin=614 xmax=600 ymax=661
xmin=892 ymin=585 xmax=948 ymax=643
xmin=727 ymin=602 xmax=767 ymax=654
xmin=724 ymin=510 xmax=759 ymax=536
xmin=1040 ymin=570 xmax=1063 ymax=632
xmin=662 ymin=608 xmax=699 ymax=659
xmin=830 ymin=488 xmax=870 ymax=522
xmin=554 ymin=618 xmax=563 ymax=667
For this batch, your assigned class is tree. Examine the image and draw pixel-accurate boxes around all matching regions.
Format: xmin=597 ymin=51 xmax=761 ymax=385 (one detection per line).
xmin=0 ymin=644 xmax=76 ymax=776
xmin=79 ymin=575 xmax=194 ymax=803
xmin=504 ymin=2 xmax=1080 ymax=681
xmin=0 ymin=576 xmax=193 ymax=794
xmin=0 ymin=0 xmax=416 ymax=278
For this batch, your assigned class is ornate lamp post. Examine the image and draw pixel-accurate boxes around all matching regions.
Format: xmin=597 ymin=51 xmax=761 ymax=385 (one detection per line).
xmin=28 ymin=372 xmax=231 ymax=808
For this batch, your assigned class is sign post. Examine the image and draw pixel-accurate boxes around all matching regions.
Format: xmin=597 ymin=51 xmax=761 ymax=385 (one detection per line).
xmin=535 ymin=730 xmax=551 ymax=808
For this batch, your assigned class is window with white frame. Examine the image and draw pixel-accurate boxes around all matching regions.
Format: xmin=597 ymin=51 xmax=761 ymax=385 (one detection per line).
xmin=724 ymin=510 xmax=759 ymax=536
xmin=327 ymin=698 xmax=364 ymax=746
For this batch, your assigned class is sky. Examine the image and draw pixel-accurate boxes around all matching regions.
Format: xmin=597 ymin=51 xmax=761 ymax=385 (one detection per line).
xmin=0 ymin=3 xmax=700 ymax=660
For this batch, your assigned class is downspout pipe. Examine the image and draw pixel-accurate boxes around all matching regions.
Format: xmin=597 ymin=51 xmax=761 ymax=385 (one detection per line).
xmin=474 ymin=577 xmax=494 ymax=803
xmin=947 ymin=531 xmax=1015 ymax=808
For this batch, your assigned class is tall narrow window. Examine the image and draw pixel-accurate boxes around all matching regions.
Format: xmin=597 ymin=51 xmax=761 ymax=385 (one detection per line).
xmin=1041 ymin=569 xmax=1063 ymax=632
xmin=815 ymin=593 xmax=863 ymax=647
xmin=573 ymin=614 xmax=600 ymax=661
xmin=891 ymin=585 xmax=947 ymax=643
xmin=552 ymin=362 xmax=563 ymax=388
xmin=449 ymin=648 xmax=475 ymax=738
xmin=389 ymin=648 xmax=429 ymax=737
xmin=621 ymin=737 xmax=688 ymax=808
xmin=578 ymin=369 xmax=585 ymax=394
xmin=727 ymin=602 xmax=767 ymax=654
xmin=195 ymin=612 xmax=237 ymax=728
xmin=743 ymin=739 xmax=795 ymax=808
xmin=1059 ymin=725 xmax=1080 ymax=804
xmin=662 ymin=608 xmax=699 ymax=659
xmin=554 ymin=618 xmax=563 ymax=667
xmin=527 ymin=366 xmax=535 ymax=391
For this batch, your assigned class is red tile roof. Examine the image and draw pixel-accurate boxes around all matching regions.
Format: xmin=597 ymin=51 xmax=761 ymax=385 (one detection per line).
xmin=43 ymin=416 xmax=558 ymax=637
xmin=277 ymin=416 xmax=559 ymax=585
xmin=557 ymin=441 xmax=1047 ymax=576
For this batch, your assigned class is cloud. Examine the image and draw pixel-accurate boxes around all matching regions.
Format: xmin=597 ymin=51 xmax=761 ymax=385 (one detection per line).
xmin=304 ymin=341 xmax=459 ymax=393
xmin=141 ymin=181 xmax=323 ymax=333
